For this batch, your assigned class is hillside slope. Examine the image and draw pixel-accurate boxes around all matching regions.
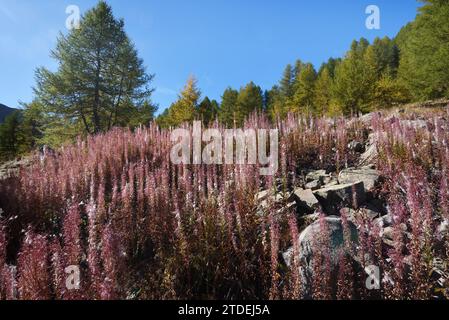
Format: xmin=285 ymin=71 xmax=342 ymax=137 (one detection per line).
xmin=0 ymin=103 xmax=17 ymax=123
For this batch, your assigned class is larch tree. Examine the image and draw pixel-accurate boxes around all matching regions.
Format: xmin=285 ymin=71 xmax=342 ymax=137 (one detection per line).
xmin=166 ymin=75 xmax=201 ymax=126
xmin=34 ymin=1 xmax=155 ymax=136
xmin=398 ymin=0 xmax=449 ymax=100
xmin=292 ymin=63 xmax=317 ymax=113
xmin=313 ymin=68 xmax=333 ymax=115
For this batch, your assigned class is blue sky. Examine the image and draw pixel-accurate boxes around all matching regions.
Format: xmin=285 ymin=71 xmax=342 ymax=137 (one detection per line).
xmin=0 ymin=0 xmax=421 ymax=113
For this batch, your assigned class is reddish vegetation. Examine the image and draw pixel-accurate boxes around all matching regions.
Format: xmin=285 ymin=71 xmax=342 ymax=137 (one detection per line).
xmin=0 ymin=110 xmax=448 ymax=300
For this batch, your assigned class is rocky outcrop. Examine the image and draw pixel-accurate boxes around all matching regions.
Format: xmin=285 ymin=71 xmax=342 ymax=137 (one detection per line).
xmin=339 ymin=166 xmax=380 ymax=193
xmin=289 ymin=188 xmax=321 ymax=214
xmin=358 ymin=133 xmax=378 ymax=166
xmin=348 ymin=140 xmax=365 ymax=153
xmin=313 ymin=181 xmax=366 ymax=214
xmin=283 ymin=216 xmax=359 ymax=296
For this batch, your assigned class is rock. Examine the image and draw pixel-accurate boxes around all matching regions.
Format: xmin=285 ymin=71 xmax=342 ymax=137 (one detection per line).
xmin=256 ymin=190 xmax=271 ymax=202
xmin=359 ymin=112 xmax=380 ymax=125
xmin=259 ymin=195 xmax=284 ymax=210
xmin=401 ymin=119 xmax=428 ymax=130
xmin=375 ymin=214 xmax=393 ymax=228
xmin=283 ymin=217 xmax=359 ymax=296
xmin=342 ymin=202 xmax=384 ymax=221
xmin=305 ymin=179 xmax=322 ymax=190
xmin=382 ymin=223 xmax=410 ymax=247
xmin=298 ymin=212 xmax=320 ymax=225
xmin=276 ymin=201 xmax=297 ymax=215
xmin=289 ymin=188 xmax=320 ymax=214
xmin=313 ymin=181 xmax=366 ymax=214
xmin=358 ymin=133 xmax=378 ymax=166
xmin=323 ymin=180 xmax=338 ymax=188
xmin=305 ymin=170 xmax=327 ymax=183
xmin=437 ymin=219 xmax=449 ymax=241
xmin=348 ymin=141 xmax=365 ymax=153
xmin=339 ymin=167 xmax=380 ymax=193
xmin=322 ymin=176 xmax=333 ymax=185
xmin=382 ymin=227 xmax=395 ymax=247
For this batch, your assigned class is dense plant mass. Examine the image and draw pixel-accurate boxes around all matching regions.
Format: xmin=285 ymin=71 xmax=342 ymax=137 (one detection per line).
xmin=0 ymin=108 xmax=448 ymax=300
xmin=2 ymin=0 xmax=448 ymax=161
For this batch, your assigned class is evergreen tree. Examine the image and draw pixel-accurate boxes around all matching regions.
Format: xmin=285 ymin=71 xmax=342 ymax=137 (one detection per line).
xmin=398 ymin=0 xmax=449 ymax=100
xmin=279 ymin=64 xmax=294 ymax=99
xmin=0 ymin=111 xmax=22 ymax=160
xmin=236 ymin=82 xmax=263 ymax=124
xmin=219 ymin=87 xmax=239 ymax=127
xmin=197 ymin=96 xmax=219 ymax=125
xmin=265 ymin=86 xmax=285 ymax=120
xmin=34 ymin=1 xmax=155 ymax=135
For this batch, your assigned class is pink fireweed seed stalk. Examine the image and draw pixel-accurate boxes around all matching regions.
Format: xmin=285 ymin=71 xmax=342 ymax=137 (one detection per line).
xmin=63 ymin=203 xmax=82 ymax=267
xmin=269 ymin=208 xmax=280 ymax=300
xmin=0 ymin=221 xmax=5 ymax=270
xmin=100 ymin=223 xmax=123 ymax=300
xmin=50 ymin=239 xmax=66 ymax=300
xmin=311 ymin=213 xmax=333 ymax=300
xmin=287 ymin=213 xmax=302 ymax=299
xmin=87 ymin=199 xmax=102 ymax=298
xmin=17 ymin=229 xmax=51 ymax=300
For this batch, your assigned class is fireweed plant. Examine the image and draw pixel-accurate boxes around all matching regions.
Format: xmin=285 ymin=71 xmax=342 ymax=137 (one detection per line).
xmin=0 ymin=110 xmax=448 ymax=300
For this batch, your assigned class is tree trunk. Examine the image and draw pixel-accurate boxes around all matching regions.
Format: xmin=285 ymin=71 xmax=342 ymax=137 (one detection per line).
xmin=93 ymin=54 xmax=102 ymax=133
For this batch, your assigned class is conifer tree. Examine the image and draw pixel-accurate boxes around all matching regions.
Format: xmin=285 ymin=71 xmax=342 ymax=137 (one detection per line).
xmin=34 ymin=1 xmax=155 ymax=135
xmin=219 ymin=87 xmax=239 ymax=127
xmin=166 ymin=76 xmax=201 ymax=126
xmin=313 ymin=68 xmax=332 ymax=115
xmin=279 ymin=64 xmax=294 ymax=99
xmin=197 ymin=97 xmax=219 ymax=125
xmin=398 ymin=0 xmax=449 ymax=100
xmin=292 ymin=63 xmax=317 ymax=113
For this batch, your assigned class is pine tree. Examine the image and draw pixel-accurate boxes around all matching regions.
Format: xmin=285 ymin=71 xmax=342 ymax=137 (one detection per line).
xmin=279 ymin=64 xmax=294 ymax=99
xmin=219 ymin=87 xmax=239 ymax=127
xmin=196 ymin=97 xmax=219 ymax=125
xmin=34 ymin=1 xmax=154 ymax=135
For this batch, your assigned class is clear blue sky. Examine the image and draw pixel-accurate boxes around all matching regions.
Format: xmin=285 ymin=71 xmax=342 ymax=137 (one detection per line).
xmin=0 ymin=0 xmax=421 ymax=113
